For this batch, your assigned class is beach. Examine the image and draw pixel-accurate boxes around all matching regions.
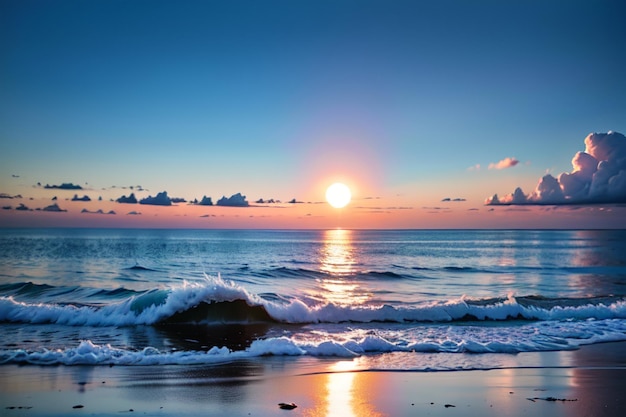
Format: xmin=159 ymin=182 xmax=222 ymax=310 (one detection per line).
xmin=2 ymin=341 xmax=625 ymax=417
xmin=1 ymin=229 xmax=625 ymax=416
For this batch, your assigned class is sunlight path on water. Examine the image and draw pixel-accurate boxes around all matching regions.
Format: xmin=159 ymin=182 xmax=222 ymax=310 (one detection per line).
xmin=316 ymin=229 xmax=372 ymax=306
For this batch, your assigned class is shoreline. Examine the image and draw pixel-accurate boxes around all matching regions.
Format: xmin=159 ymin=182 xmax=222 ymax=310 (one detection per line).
xmin=2 ymin=341 xmax=625 ymax=417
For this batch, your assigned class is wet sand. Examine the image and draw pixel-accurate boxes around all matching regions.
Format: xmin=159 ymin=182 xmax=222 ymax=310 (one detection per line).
xmin=1 ymin=341 xmax=625 ymax=417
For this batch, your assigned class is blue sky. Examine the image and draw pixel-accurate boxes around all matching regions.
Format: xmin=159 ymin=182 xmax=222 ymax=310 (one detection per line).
xmin=1 ymin=0 xmax=625 ymax=228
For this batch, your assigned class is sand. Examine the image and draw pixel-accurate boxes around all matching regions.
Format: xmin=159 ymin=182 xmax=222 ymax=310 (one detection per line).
xmin=1 ymin=341 xmax=625 ymax=417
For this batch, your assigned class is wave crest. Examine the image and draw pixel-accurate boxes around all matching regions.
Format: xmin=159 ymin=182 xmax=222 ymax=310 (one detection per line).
xmin=1 ymin=276 xmax=625 ymax=327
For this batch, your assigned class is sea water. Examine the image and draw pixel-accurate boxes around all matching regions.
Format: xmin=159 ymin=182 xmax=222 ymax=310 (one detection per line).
xmin=1 ymin=229 xmax=625 ymax=370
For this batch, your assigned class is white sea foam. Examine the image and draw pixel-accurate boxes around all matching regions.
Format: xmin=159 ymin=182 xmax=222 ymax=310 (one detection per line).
xmin=1 ymin=276 xmax=626 ymax=327
xmin=2 ymin=316 xmax=626 ymax=366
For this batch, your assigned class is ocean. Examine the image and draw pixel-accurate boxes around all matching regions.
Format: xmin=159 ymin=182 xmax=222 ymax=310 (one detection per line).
xmin=1 ymin=228 xmax=625 ymax=371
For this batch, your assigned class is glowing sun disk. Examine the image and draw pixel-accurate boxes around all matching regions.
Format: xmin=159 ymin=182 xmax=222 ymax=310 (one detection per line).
xmin=326 ymin=183 xmax=351 ymax=208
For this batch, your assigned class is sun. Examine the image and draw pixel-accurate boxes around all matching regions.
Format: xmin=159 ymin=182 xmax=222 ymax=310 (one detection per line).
xmin=326 ymin=183 xmax=351 ymax=208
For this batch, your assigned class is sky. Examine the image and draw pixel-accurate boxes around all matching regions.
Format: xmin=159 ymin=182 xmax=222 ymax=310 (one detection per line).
xmin=1 ymin=0 xmax=625 ymax=229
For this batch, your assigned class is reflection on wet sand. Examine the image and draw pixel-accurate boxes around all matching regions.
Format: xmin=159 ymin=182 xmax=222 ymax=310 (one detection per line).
xmin=4 ymin=345 xmax=626 ymax=416
xmin=301 ymin=361 xmax=383 ymax=417
xmin=325 ymin=371 xmax=356 ymax=417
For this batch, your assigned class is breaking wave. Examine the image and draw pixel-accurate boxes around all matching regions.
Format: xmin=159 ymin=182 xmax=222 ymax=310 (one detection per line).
xmin=1 ymin=276 xmax=625 ymax=327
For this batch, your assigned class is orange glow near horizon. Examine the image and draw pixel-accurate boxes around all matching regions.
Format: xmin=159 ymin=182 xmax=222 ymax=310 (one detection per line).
xmin=1 ymin=186 xmax=625 ymax=230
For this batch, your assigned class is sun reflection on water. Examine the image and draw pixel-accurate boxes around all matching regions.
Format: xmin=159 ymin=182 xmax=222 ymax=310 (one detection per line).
xmin=320 ymin=229 xmax=356 ymax=276
xmin=316 ymin=229 xmax=371 ymax=306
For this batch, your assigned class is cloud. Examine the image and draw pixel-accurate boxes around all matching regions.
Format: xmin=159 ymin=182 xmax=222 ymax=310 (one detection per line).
xmin=0 ymin=193 xmax=22 ymax=199
xmin=140 ymin=191 xmax=172 ymax=206
xmin=109 ymin=184 xmax=147 ymax=192
xmin=81 ymin=209 xmax=116 ymax=215
xmin=441 ymin=197 xmax=466 ymax=202
xmin=127 ymin=211 xmax=142 ymax=215
xmin=41 ymin=203 xmax=67 ymax=212
xmin=44 ymin=183 xmax=83 ymax=190
xmin=216 ymin=193 xmax=249 ymax=207
xmin=72 ymin=194 xmax=91 ymax=202
xmin=15 ymin=203 xmax=31 ymax=211
xmin=486 ymin=131 xmax=626 ymax=205
xmin=116 ymin=193 xmax=138 ymax=204
xmin=192 ymin=196 xmax=214 ymax=206
xmin=255 ymin=198 xmax=278 ymax=204
xmin=489 ymin=157 xmax=519 ymax=170
xmin=422 ymin=206 xmax=450 ymax=211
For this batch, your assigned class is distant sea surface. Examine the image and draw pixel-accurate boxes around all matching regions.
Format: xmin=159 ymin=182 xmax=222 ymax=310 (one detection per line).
xmin=1 ymin=229 xmax=625 ymax=370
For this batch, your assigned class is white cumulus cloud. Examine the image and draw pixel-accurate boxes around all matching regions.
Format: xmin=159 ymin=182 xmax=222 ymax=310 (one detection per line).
xmin=486 ymin=131 xmax=626 ymax=205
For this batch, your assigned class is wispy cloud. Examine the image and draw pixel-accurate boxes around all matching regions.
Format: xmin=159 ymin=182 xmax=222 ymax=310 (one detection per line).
xmin=43 ymin=182 xmax=83 ymax=190
xmin=488 ymin=157 xmax=519 ymax=170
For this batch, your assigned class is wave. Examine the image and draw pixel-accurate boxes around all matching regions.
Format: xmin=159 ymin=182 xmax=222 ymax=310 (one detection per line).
xmin=1 ymin=276 xmax=626 ymax=327
xmin=267 ymin=267 xmax=326 ymax=279
xmin=443 ymin=266 xmax=477 ymax=271
xmin=0 ymin=281 xmax=141 ymax=305
xmin=360 ymin=271 xmax=407 ymax=279
xmin=0 ymin=282 xmax=55 ymax=297
xmin=3 ymin=315 xmax=626 ymax=366
xmin=262 ymin=267 xmax=414 ymax=280
xmin=125 ymin=264 xmax=158 ymax=272
xmin=0 ymin=276 xmax=267 ymax=326
xmin=255 ymin=264 xmax=626 ymax=280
